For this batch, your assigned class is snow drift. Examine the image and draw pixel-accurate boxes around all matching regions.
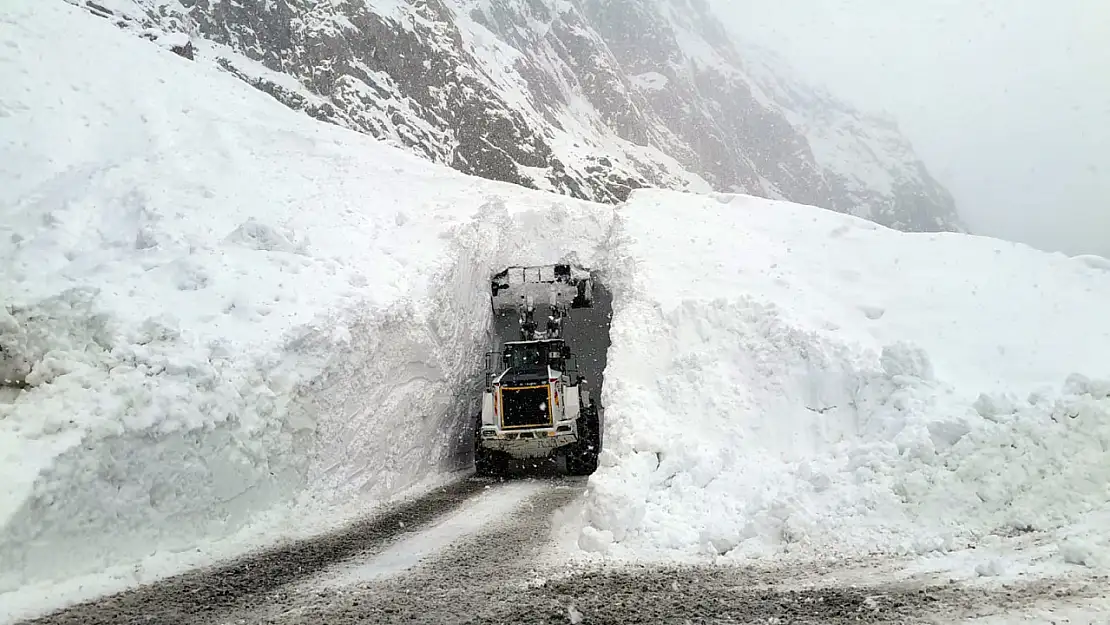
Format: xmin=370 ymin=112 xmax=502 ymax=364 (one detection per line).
xmin=4 ymin=0 xmax=1110 ymax=614
xmin=0 ymin=0 xmax=610 ymax=597
xmin=578 ymin=190 xmax=1110 ymax=566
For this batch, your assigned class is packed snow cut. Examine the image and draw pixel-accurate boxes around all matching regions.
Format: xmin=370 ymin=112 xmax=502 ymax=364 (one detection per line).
xmin=574 ymin=190 xmax=1110 ymax=573
xmin=474 ymin=265 xmax=604 ymax=477
xmin=5 ymin=0 xmax=1110 ymax=616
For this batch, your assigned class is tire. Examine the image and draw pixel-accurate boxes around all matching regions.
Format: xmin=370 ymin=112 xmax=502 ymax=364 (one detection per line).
xmin=566 ymin=405 xmax=600 ymax=476
xmin=474 ymin=415 xmax=508 ymax=478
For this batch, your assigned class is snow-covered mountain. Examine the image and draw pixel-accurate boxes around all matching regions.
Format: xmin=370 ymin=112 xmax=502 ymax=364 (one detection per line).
xmin=71 ymin=0 xmax=959 ymax=231
xmin=4 ymin=2 xmax=1110 ymax=614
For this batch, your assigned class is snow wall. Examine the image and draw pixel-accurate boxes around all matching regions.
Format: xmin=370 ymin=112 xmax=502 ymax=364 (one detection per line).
xmin=579 ymin=190 xmax=1110 ymax=566
xmin=5 ymin=0 xmax=1110 ymax=610
xmin=0 ymin=0 xmax=612 ymax=597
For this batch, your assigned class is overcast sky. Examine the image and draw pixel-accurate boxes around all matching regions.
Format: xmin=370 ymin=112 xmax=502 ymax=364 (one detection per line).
xmin=711 ymin=0 xmax=1109 ymax=257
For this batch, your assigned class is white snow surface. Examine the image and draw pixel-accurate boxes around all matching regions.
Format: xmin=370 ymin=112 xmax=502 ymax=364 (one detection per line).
xmin=4 ymin=0 xmax=1110 ymax=614
xmin=577 ymin=189 xmax=1110 ymax=566
xmin=0 ymin=0 xmax=610 ymax=600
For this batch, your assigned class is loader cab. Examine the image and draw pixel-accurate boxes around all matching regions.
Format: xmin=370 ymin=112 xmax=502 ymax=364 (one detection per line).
xmin=502 ymin=339 xmax=569 ymax=373
xmin=485 ymin=339 xmax=575 ymax=389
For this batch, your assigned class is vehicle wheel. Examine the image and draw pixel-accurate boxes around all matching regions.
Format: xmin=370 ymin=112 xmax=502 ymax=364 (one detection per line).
xmin=566 ymin=405 xmax=600 ymax=476
xmin=474 ymin=416 xmax=508 ymax=478
xmin=475 ymin=446 xmax=509 ymax=478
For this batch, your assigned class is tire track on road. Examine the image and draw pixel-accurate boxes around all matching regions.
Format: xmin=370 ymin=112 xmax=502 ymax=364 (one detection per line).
xmin=229 ymin=476 xmax=589 ymax=624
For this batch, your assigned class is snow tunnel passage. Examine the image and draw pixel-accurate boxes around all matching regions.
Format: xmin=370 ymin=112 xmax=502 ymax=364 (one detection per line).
xmin=560 ymin=280 xmax=612 ymax=413
xmin=486 ymin=278 xmax=613 ymax=471
xmin=490 ymin=280 xmax=612 ymax=406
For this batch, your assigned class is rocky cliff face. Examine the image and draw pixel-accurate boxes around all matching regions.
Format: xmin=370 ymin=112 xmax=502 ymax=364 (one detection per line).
xmin=67 ymin=0 xmax=961 ymax=231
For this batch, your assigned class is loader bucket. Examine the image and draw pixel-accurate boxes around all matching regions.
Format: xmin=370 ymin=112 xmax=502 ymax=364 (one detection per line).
xmin=490 ymin=264 xmax=593 ymax=311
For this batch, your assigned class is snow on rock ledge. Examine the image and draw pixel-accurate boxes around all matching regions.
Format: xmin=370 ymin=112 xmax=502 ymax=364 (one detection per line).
xmin=0 ymin=0 xmax=612 ymax=597
xmin=579 ymin=189 xmax=1110 ymax=564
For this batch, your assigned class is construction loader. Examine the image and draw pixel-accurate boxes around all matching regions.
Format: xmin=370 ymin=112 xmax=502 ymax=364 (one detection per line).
xmin=473 ymin=264 xmax=602 ymax=477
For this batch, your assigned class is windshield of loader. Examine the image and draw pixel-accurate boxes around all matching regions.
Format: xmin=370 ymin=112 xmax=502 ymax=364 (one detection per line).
xmin=503 ymin=341 xmax=565 ymax=370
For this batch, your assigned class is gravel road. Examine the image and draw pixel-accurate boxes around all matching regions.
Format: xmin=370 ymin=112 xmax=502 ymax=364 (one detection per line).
xmin=15 ymin=475 xmax=1103 ymax=625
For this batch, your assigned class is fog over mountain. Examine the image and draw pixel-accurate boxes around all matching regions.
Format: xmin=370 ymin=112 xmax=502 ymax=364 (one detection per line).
xmin=713 ymin=0 xmax=1110 ymax=257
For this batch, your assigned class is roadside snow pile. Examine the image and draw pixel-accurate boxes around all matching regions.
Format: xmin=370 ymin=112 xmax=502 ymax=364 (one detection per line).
xmin=579 ymin=190 xmax=1110 ymax=566
xmin=0 ymin=0 xmax=611 ymax=597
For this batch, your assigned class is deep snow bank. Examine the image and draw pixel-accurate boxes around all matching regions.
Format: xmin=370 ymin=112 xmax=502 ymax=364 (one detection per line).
xmin=0 ymin=0 xmax=611 ymax=596
xmin=580 ymin=189 xmax=1110 ymax=564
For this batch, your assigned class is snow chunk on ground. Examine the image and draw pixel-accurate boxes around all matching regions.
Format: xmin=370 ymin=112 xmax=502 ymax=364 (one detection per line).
xmin=0 ymin=0 xmax=612 ymax=600
xmin=579 ymin=189 xmax=1110 ymax=565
